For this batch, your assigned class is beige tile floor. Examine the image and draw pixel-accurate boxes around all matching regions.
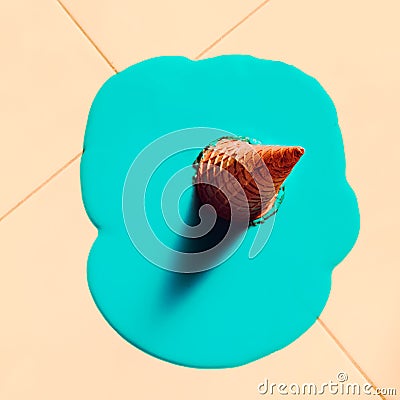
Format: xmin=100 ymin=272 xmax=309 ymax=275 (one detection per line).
xmin=1 ymin=0 xmax=399 ymax=399
xmin=206 ymin=0 xmax=400 ymax=396
xmin=0 ymin=162 xmax=374 ymax=399
xmin=0 ymin=0 xmax=113 ymax=218
xmin=58 ymin=0 xmax=267 ymax=70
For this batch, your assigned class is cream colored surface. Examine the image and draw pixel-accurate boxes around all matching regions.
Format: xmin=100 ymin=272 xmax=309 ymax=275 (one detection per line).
xmin=0 ymin=0 xmax=112 ymax=217
xmin=0 ymin=163 xmax=370 ymax=399
xmin=58 ymin=0 xmax=264 ymax=70
xmin=206 ymin=0 xmax=400 ymax=396
xmin=1 ymin=0 xmax=399 ymax=398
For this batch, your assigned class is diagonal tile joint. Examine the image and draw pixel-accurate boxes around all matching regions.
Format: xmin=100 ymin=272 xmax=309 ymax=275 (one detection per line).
xmin=1 ymin=2 xmax=385 ymax=397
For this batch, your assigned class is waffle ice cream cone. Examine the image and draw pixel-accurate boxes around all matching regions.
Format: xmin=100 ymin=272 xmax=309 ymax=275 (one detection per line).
xmin=195 ymin=138 xmax=304 ymax=222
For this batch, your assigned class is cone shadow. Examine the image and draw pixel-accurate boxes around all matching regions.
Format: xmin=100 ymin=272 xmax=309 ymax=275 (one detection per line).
xmin=159 ymin=190 xmax=245 ymax=312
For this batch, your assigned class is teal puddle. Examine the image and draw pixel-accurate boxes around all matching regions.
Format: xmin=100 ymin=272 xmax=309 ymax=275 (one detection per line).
xmin=80 ymin=55 xmax=360 ymax=368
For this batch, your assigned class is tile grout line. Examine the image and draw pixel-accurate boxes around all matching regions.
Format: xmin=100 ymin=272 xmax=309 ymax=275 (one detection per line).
xmin=195 ymin=0 xmax=272 ymax=59
xmin=0 ymin=152 xmax=82 ymax=223
xmin=0 ymin=4 xmax=386 ymax=394
xmin=1 ymin=0 xmax=273 ymax=223
xmin=56 ymin=0 xmax=119 ymax=74
xmin=317 ymin=318 xmax=387 ymax=400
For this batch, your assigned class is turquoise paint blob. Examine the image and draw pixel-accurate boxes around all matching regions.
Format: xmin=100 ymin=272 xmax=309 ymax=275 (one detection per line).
xmin=80 ymin=55 xmax=360 ymax=368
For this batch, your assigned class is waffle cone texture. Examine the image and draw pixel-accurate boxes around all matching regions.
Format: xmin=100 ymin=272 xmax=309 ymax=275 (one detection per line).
xmin=195 ymin=138 xmax=304 ymax=222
